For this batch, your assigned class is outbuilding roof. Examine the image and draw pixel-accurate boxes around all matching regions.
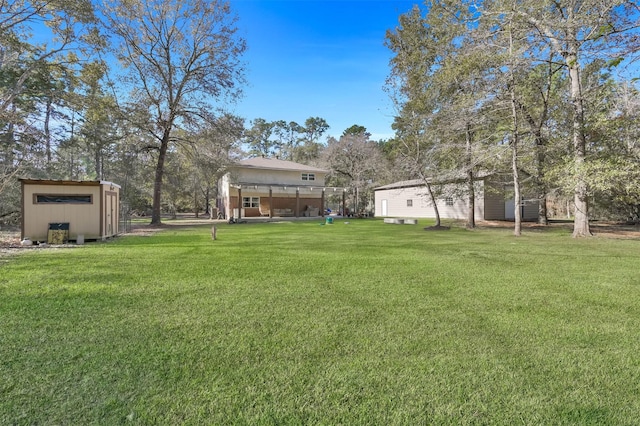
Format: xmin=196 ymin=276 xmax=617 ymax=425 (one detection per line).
xmin=375 ymin=172 xmax=496 ymax=191
xmin=374 ymin=179 xmax=425 ymax=191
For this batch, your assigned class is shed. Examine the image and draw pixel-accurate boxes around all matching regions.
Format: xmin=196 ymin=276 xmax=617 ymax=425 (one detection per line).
xmin=20 ymin=179 xmax=121 ymax=242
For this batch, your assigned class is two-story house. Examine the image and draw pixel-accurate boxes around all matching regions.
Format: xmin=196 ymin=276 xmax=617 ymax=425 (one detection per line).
xmin=219 ymin=157 xmax=340 ymax=219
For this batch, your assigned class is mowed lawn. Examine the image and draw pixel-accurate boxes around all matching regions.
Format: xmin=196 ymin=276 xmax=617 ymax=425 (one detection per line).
xmin=1 ymin=219 xmax=640 ymax=425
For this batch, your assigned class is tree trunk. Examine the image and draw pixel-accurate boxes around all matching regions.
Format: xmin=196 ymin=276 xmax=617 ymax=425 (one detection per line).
xmin=536 ymin=142 xmax=548 ymax=225
xmin=205 ymin=187 xmax=211 ymax=217
xmin=508 ymin=27 xmax=522 ymax=236
xmin=510 ymin=89 xmax=522 ymax=236
xmin=567 ymin=52 xmax=591 ymax=237
xmin=420 ymin=172 xmax=441 ymax=227
xmin=95 ymin=149 xmax=102 ymax=180
xmin=194 ymin=174 xmax=199 ymax=219
xmin=465 ymin=124 xmax=475 ymax=229
xmin=44 ymin=97 xmax=52 ymax=164
xmin=427 ymin=182 xmax=441 ymax=227
xmin=151 ymin=131 xmax=170 ymax=225
xmin=3 ymin=105 xmax=16 ymax=164
xmin=355 ymin=187 xmax=359 ymax=215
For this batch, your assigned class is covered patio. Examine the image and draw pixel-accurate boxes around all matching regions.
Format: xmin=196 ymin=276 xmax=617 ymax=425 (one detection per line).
xmin=226 ymin=183 xmax=346 ymax=220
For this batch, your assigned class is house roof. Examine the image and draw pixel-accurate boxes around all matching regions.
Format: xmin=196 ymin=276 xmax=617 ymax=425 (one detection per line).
xmin=235 ymin=157 xmax=328 ymax=173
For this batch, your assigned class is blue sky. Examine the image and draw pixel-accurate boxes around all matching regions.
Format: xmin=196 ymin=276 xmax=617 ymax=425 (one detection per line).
xmin=230 ymin=0 xmax=418 ymax=140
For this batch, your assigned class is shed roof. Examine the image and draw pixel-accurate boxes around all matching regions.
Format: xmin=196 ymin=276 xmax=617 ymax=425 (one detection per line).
xmin=236 ymin=157 xmax=328 ymax=173
xmin=19 ymin=178 xmax=121 ymax=188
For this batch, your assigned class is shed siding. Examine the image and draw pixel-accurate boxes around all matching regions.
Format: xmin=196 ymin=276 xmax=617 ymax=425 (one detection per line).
xmin=21 ymin=180 xmax=120 ymax=241
xmin=22 ymin=184 xmax=102 ymax=241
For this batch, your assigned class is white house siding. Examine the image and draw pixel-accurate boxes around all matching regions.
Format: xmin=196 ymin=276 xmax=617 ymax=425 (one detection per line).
xmin=235 ymin=168 xmax=327 ymax=187
xmin=220 ymin=158 xmax=330 ymax=218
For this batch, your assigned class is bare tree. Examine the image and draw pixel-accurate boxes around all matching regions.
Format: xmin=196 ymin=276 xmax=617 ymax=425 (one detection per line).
xmin=102 ymin=0 xmax=246 ymax=225
xmin=189 ymin=114 xmax=244 ymax=217
xmin=322 ymin=132 xmax=390 ymax=215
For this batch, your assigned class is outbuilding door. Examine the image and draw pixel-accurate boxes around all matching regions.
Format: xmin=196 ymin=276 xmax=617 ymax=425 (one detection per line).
xmin=105 ymin=192 xmax=118 ymax=236
xmin=381 ymin=199 xmax=388 ymax=216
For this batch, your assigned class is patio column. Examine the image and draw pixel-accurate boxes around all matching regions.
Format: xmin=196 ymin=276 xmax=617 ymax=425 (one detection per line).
xmin=321 ymin=188 xmax=325 ymax=217
xmin=295 ymin=188 xmax=300 ymax=218
xmin=269 ymin=187 xmax=273 ymax=218
xmin=237 ymin=187 xmax=242 ymax=219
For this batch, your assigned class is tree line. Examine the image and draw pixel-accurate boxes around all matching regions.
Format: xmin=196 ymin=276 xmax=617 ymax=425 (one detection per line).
xmin=0 ymin=0 xmax=395 ymax=225
xmin=385 ymin=0 xmax=640 ymax=236
xmin=2 ymin=0 xmax=639 ymax=235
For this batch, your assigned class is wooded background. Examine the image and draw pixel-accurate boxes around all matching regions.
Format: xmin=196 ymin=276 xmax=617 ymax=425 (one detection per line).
xmin=2 ymin=0 xmax=639 ymax=236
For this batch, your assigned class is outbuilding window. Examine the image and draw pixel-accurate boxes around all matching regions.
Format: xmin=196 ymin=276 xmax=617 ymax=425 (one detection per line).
xmin=242 ymin=197 xmax=260 ymax=208
xmin=407 ymin=199 xmax=413 ymax=207
xmin=302 ymin=173 xmax=315 ymax=181
xmin=35 ymin=194 xmax=92 ymax=204
xmin=445 ymin=197 xmax=454 ymax=206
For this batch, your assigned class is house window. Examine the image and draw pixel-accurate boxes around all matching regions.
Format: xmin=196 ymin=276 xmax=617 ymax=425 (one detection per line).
xmin=407 ymin=199 xmax=413 ymax=207
xmin=302 ymin=173 xmax=315 ymax=181
xmin=445 ymin=197 xmax=454 ymax=206
xmin=35 ymin=194 xmax=92 ymax=204
xmin=242 ymin=197 xmax=260 ymax=208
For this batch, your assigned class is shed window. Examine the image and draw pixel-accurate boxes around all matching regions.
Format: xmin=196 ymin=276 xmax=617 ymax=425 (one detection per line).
xmin=445 ymin=197 xmax=454 ymax=206
xmin=35 ymin=194 xmax=92 ymax=204
xmin=242 ymin=197 xmax=260 ymax=208
xmin=407 ymin=199 xmax=413 ymax=207
xmin=302 ymin=173 xmax=315 ymax=181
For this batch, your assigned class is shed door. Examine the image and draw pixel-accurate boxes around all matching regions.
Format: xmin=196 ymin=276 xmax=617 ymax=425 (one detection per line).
xmin=381 ymin=199 xmax=388 ymax=216
xmin=105 ymin=192 xmax=118 ymax=236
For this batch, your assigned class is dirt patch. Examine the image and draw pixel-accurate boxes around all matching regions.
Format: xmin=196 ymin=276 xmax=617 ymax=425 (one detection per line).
xmin=477 ymin=220 xmax=640 ymax=239
xmin=0 ymin=229 xmax=21 ymax=248
xmin=424 ymin=225 xmax=451 ymax=231
xmin=0 ymin=228 xmax=83 ymax=260
xmin=0 ymin=222 xmax=170 ymax=260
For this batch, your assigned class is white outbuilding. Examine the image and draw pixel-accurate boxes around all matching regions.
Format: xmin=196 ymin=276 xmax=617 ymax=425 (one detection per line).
xmin=374 ymin=177 xmax=539 ymax=221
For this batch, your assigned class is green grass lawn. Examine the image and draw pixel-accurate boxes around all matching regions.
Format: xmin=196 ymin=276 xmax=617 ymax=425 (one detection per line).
xmin=1 ymin=219 xmax=640 ymax=424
